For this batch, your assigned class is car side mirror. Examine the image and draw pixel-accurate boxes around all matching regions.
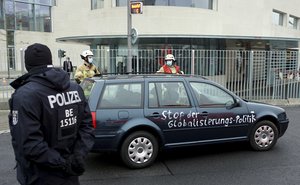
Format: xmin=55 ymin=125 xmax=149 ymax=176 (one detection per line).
xmin=226 ymin=99 xmax=240 ymax=109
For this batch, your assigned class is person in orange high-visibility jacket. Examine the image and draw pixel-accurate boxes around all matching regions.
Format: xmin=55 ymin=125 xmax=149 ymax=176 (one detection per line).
xmin=157 ymin=54 xmax=184 ymax=74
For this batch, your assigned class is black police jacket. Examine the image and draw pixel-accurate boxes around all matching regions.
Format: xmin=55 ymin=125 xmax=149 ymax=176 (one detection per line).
xmin=8 ymin=66 xmax=95 ymax=184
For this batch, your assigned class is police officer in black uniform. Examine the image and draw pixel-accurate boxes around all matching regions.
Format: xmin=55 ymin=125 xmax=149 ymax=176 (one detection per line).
xmin=8 ymin=43 xmax=95 ymax=185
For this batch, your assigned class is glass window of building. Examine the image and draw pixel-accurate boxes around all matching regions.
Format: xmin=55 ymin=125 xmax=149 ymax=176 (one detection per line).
xmin=272 ymin=10 xmax=284 ymax=26
xmin=36 ymin=0 xmax=52 ymax=5
xmin=0 ymin=0 xmax=4 ymax=29
xmin=15 ymin=2 xmax=34 ymax=31
xmin=288 ymin=15 xmax=298 ymax=29
xmin=91 ymin=0 xmax=104 ymax=9
xmin=16 ymin=0 xmax=33 ymax=3
xmin=35 ymin=5 xmax=51 ymax=32
xmin=5 ymin=0 xmax=15 ymax=30
xmin=116 ymin=0 xmax=126 ymax=6
xmin=17 ymin=0 xmax=52 ymax=5
xmin=117 ymin=0 xmax=213 ymax=9
xmin=7 ymin=30 xmax=15 ymax=69
xmin=194 ymin=0 xmax=212 ymax=9
xmin=169 ymin=0 xmax=212 ymax=8
xmin=145 ymin=0 xmax=167 ymax=6
xmin=3 ymin=0 xmax=52 ymax=32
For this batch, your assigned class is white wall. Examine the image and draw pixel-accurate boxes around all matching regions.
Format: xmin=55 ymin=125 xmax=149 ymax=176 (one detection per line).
xmin=73 ymin=0 xmax=300 ymax=40
xmin=1 ymin=0 xmax=300 ymax=72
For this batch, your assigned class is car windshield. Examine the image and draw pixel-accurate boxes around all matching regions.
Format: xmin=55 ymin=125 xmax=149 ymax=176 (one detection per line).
xmin=80 ymin=79 xmax=95 ymax=99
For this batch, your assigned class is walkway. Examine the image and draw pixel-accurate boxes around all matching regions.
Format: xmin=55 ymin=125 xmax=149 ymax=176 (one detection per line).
xmin=0 ymin=110 xmax=9 ymax=134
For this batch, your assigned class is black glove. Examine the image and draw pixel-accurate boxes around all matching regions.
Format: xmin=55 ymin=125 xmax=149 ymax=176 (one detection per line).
xmin=63 ymin=154 xmax=85 ymax=176
xmin=71 ymin=154 xmax=85 ymax=175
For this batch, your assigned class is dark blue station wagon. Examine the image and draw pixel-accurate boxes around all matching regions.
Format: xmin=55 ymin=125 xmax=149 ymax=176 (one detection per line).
xmin=81 ymin=74 xmax=289 ymax=169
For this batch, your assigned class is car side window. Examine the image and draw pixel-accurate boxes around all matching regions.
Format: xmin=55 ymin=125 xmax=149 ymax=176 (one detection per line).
xmin=148 ymin=82 xmax=190 ymax=108
xmin=99 ymin=83 xmax=142 ymax=108
xmin=80 ymin=79 xmax=95 ymax=99
xmin=190 ymin=82 xmax=234 ymax=107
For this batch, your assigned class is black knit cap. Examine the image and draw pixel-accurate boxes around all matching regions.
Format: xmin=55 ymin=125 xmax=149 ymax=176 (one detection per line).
xmin=25 ymin=43 xmax=52 ymax=71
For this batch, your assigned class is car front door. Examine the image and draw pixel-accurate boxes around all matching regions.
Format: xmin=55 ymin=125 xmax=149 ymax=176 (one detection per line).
xmin=189 ymin=81 xmax=252 ymax=141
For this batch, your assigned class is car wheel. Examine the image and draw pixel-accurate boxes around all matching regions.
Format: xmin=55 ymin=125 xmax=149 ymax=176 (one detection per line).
xmin=120 ymin=131 xmax=158 ymax=169
xmin=249 ymin=120 xmax=278 ymax=151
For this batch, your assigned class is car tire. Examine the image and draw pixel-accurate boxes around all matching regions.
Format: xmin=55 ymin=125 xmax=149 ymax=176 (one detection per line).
xmin=120 ymin=131 xmax=158 ymax=169
xmin=249 ymin=120 xmax=278 ymax=151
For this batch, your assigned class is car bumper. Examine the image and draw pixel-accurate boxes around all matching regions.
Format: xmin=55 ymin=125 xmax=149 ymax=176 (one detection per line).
xmin=91 ymin=131 xmax=123 ymax=152
xmin=91 ymin=137 xmax=118 ymax=152
xmin=278 ymin=119 xmax=289 ymax=137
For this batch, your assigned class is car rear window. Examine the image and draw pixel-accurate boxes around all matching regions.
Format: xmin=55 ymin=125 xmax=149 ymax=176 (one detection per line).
xmin=98 ymin=83 xmax=143 ymax=109
xmin=80 ymin=79 xmax=95 ymax=99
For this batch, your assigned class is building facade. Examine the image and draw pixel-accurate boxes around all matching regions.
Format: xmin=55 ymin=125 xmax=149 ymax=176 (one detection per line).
xmin=0 ymin=0 xmax=300 ymax=73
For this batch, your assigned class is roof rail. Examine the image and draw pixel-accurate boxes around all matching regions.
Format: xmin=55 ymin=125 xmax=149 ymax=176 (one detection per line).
xmin=93 ymin=73 xmax=207 ymax=80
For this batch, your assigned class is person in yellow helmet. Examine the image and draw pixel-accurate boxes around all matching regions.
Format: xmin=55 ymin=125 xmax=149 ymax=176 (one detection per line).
xmin=74 ymin=50 xmax=101 ymax=83
xmin=157 ymin=54 xmax=183 ymax=74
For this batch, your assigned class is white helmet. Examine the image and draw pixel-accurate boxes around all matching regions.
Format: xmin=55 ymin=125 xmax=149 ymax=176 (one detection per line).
xmin=81 ymin=50 xmax=93 ymax=58
xmin=165 ymin=54 xmax=175 ymax=61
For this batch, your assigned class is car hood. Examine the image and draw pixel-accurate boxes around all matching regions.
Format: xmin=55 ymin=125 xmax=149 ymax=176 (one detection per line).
xmin=244 ymin=100 xmax=286 ymax=116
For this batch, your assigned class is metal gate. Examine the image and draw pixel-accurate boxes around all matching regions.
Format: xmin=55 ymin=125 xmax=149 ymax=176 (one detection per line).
xmin=0 ymin=49 xmax=299 ymax=103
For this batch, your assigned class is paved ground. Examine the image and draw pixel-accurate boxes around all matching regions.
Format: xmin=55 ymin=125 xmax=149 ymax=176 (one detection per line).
xmin=0 ymin=110 xmax=9 ymax=134
xmin=1 ymin=106 xmax=300 ymax=185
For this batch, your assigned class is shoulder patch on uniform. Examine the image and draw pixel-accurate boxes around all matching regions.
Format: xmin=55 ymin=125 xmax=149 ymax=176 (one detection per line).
xmin=12 ymin=110 xmax=18 ymax=125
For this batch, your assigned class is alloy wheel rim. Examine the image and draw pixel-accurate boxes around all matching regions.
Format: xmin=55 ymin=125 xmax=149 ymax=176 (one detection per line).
xmin=128 ymin=137 xmax=153 ymax=164
xmin=254 ymin=125 xmax=274 ymax=148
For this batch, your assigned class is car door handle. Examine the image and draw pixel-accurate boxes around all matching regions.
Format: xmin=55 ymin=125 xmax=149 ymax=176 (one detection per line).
xmin=202 ymin=111 xmax=208 ymax=115
xmin=150 ymin=112 xmax=160 ymax=118
xmin=201 ymin=112 xmax=208 ymax=117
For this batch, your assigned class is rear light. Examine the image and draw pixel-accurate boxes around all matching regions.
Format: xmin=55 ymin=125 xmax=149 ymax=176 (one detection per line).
xmin=91 ymin=111 xmax=97 ymax=128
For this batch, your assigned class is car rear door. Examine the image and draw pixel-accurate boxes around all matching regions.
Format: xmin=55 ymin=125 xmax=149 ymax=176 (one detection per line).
xmin=144 ymin=77 xmax=200 ymax=146
xmin=94 ymin=79 xmax=144 ymax=145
